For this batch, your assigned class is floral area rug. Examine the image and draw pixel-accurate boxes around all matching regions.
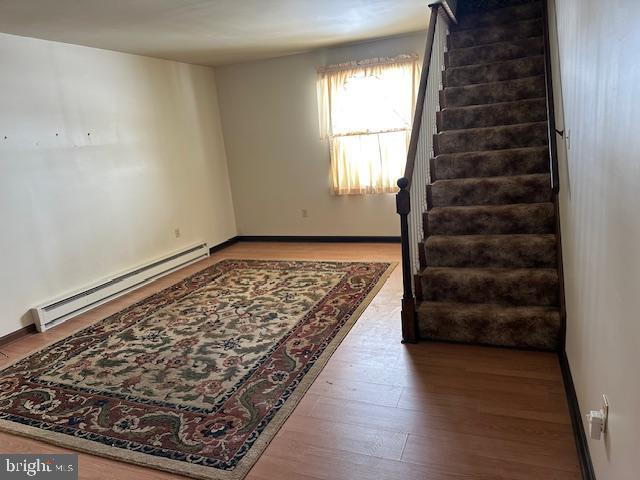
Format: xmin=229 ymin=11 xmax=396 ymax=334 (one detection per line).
xmin=0 ymin=259 xmax=394 ymax=479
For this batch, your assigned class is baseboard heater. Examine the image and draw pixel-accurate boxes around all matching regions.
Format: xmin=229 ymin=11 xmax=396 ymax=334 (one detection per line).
xmin=31 ymin=242 xmax=209 ymax=332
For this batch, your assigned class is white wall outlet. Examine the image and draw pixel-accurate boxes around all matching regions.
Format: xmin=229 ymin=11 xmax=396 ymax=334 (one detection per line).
xmin=301 ymin=209 xmax=308 ymax=218
xmin=586 ymin=394 xmax=609 ymax=440
xmin=565 ymin=128 xmax=571 ymax=150
xmin=174 ymin=228 xmax=181 ymax=238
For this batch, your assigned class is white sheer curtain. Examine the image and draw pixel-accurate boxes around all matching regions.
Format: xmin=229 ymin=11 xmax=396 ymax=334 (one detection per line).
xmin=317 ymin=55 xmax=420 ymax=195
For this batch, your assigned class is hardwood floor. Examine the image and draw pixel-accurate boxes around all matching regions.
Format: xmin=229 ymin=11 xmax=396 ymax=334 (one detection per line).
xmin=0 ymin=242 xmax=580 ymax=479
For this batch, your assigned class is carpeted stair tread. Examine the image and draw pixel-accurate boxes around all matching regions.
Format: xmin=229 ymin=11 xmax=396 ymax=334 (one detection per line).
xmin=417 ymin=301 xmax=561 ymax=350
xmin=443 ymin=55 xmax=545 ymax=88
xmin=455 ymin=1 xmax=542 ymax=31
xmin=441 ymin=75 xmax=545 ymax=108
xmin=437 ymin=97 xmax=546 ymax=130
xmin=424 ymin=234 xmax=557 ymax=268
xmin=435 ymin=121 xmax=548 ymax=155
xmin=460 ymin=0 xmax=543 ymax=13
xmin=445 ymin=37 xmax=543 ymax=68
xmin=420 ymin=266 xmax=559 ymax=306
xmin=424 ymin=202 xmax=555 ymax=235
xmin=429 ymin=173 xmax=551 ymax=207
xmin=432 ymin=146 xmax=549 ymax=181
xmin=448 ymin=18 xmax=544 ymax=49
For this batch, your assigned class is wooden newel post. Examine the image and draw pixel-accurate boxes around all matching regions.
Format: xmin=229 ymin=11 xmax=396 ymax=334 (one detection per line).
xmin=396 ymin=177 xmax=418 ymax=343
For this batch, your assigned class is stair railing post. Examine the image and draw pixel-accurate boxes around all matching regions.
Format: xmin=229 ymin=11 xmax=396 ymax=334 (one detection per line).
xmin=396 ymin=177 xmax=417 ymax=343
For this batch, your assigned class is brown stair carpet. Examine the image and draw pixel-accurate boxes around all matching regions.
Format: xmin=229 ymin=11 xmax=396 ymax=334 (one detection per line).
xmin=417 ymin=0 xmax=562 ymax=350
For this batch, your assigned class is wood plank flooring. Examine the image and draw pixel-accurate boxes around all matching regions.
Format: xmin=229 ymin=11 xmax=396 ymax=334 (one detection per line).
xmin=0 ymin=242 xmax=580 ymax=479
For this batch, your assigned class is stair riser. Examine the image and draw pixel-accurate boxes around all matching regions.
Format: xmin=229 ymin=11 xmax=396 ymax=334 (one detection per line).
xmin=425 ymin=204 xmax=555 ymax=235
xmin=441 ymin=76 xmax=545 ymax=108
xmin=445 ymin=37 xmax=543 ymax=68
xmin=437 ymin=98 xmax=546 ymax=131
xmin=432 ymin=147 xmax=549 ymax=181
xmin=443 ymin=56 xmax=545 ymax=88
xmin=421 ymin=269 xmax=559 ymax=306
xmin=455 ymin=2 xmax=543 ymax=30
xmin=429 ymin=174 xmax=551 ymax=207
xmin=448 ymin=18 xmax=543 ymax=49
xmin=417 ymin=307 xmax=561 ymax=350
xmin=435 ymin=122 xmax=548 ymax=155
xmin=425 ymin=236 xmax=557 ymax=268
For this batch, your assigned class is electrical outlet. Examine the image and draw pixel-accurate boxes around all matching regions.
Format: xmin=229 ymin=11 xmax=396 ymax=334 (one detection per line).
xmin=586 ymin=394 xmax=609 ymax=440
xmin=174 ymin=228 xmax=181 ymax=238
xmin=566 ymin=128 xmax=571 ymax=150
xmin=301 ymin=209 xmax=308 ymax=218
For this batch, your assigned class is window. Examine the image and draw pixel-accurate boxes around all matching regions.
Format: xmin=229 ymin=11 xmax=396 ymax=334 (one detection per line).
xmin=317 ymin=55 xmax=420 ymax=195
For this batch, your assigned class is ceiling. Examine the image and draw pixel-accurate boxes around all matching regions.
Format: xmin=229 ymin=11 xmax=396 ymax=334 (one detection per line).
xmin=0 ymin=0 xmax=427 ymax=66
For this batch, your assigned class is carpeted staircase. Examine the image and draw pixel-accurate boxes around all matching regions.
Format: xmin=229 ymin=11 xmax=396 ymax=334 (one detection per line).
xmin=416 ymin=0 xmax=562 ymax=350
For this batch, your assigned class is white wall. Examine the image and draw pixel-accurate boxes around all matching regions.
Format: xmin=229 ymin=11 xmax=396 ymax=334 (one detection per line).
xmin=215 ymin=32 xmax=426 ymax=236
xmin=0 ymin=33 xmax=237 ymax=337
xmin=549 ymin=1 xmax=640 ymax=478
